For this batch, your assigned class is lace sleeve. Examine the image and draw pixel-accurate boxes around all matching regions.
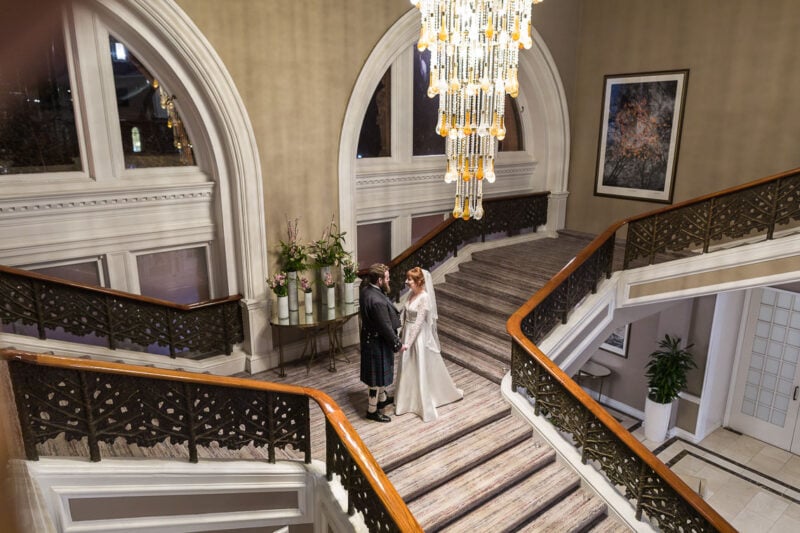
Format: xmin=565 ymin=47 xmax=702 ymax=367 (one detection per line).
xmin=404 ymin=294 xmax=428 ymax=348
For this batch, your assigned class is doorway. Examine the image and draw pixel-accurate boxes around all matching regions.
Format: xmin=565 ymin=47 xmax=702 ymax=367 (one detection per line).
xmin=728 ymin=288 xmax=800 ymax=453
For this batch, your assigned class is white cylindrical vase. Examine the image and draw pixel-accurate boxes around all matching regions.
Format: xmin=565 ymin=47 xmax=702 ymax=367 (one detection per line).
xmin=327 ymin=286 xmax=336 ymax=309
xmin=344 ymin=281 xmax=355 ymax=304
xmin=304 ymin=291 xmax=313 ymax=314
xmin=277 ymin=295 xmax=289 ymax=319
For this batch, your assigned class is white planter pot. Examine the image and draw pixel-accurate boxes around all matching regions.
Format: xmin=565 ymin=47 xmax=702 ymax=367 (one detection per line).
xmin=644 ymin=397 xmax=674 ymax=443
xmin=304 ymin=291 xmax=313 ymax=314
xmin=327 ymin=286 xmax=336 ymax=309
xmin=344 ymin=281 xmax=355 ymax=304
xmin=277 ymin=295 xmax=289 ymax=319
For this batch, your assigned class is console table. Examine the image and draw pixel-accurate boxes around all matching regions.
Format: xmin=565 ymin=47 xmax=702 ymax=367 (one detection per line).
xmin=270 ymin=301 xmax=358 ymax=377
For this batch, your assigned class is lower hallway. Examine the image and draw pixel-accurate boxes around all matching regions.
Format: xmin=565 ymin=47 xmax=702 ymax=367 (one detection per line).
xmin=599 ymin=405 xmax=800 ymax=532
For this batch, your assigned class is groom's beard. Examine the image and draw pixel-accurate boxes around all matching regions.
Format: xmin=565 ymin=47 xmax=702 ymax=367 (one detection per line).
xmin=380 ymin=283 xmax=390 ymax=295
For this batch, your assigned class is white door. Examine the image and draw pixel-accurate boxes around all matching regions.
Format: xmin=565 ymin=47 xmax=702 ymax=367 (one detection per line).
xmin=729 ymin=288 xmax=800 ymax=453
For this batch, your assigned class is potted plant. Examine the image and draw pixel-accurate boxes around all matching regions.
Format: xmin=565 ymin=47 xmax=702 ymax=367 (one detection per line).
xmin=300 ymin=276 xmax=313 ymax=314
xmin=643 ymin=334 xmax=697 ymax=442
xmin=277 ymin=217 xmax=308 ymax=312
xmin=309 ymin=216 xmax=348 ymax=268
xmin=268 ymin=271 xmax=289 ymax=319
xmin=341 ymin=255 xmax=357 ymax=304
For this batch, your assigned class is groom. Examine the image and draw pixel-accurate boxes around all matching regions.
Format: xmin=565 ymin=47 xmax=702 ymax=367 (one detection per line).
xmin=359 ymin=263 xmax=402 ymax=422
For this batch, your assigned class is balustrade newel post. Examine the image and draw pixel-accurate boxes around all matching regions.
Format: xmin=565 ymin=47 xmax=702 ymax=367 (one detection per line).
xmin=78 ymin=370 xmax=101 ymax=462
xmin=767 ymin=181 xmax=780 ymax=240
xmin=32 ymin=280 xmax=46 ymax=340
xmin=634 ymin=460 xmax=648 ymax=520
xmin=183 ymin=382 xmax=198 ymax=463
xmin=167 ymin=308 xmax=176 ymax=358
xmin=105 ymin=296 xmax=117 ymax=350
xmin=702 ymin=198 xmax=715 ymax=254
xmin=648 ymin=217 xmax=658 ymax=265
xmin=266 ymin=391 xmax=276 ymax=463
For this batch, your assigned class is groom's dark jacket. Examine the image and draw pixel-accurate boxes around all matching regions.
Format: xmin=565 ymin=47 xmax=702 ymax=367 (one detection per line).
xmin=359 ymin=283 xmax=401 ymax=387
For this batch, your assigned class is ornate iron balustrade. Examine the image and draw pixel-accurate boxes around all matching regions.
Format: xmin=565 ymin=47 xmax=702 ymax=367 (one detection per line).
xmin=2 ymin=350 xmax=421 ymax=532
xmin=505 ymin=168 xmax=800 ymax=532
xmin=0 ymin=265 xmax=244 ymax=359
xmin=624 ymin=168 xmax=800 ymax=269
xmin=383 ymin=192 xmax=549 ymax=297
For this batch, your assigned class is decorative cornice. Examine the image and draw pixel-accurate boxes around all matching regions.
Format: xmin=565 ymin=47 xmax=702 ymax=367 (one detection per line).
xmin=356 ymin=162 xmax=537 ymax=188
xmin=0 ymin=184 xmax=214 ymax=216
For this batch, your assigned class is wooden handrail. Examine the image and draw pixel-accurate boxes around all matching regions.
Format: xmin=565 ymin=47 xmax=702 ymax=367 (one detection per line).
xmin=0 ymin=264 xmax=242 ymax=310
xmin=0 ymin=349 xmax=422 ymax=532
xmin=358 ymin=192 xmax=550 ymax=298
xmin=0 ymin=265 xmax=245 ymax=357
xmin=504 ymin=167 xmax=800 ymax=531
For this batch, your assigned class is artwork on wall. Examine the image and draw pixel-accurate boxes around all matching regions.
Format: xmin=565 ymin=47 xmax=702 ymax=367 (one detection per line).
xmin=601 ymin=324 xmax=630 ymax=358
xmin=594 ymin=70 xmax=689 ymax=203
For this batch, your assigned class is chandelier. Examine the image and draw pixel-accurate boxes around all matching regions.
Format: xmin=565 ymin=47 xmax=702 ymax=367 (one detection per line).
xmin=413 ymin=0 xmax=542 ymax=220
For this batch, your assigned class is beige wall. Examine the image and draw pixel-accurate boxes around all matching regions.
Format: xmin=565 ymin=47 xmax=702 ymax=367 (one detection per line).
xmin=175 ymin=1 xmax=799 ymax=264
xmin=567 ymin=0 xmax=800 ymax=234
xmin=175 ymin=0 xmax=412 ymax=268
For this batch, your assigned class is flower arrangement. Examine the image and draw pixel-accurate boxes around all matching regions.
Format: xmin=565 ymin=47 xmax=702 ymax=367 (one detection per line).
xmin=342 ymin=256 xmax=358 ymax=283
xmin=268 ymin=271 xmax=288 ymax=297
xmin=277 ymin=217 xmax=308 ymax=272
xmin=323 ymin=271 xmax=336 ymax=288
xmin=300 ymin=277 xmax=313 ymax=293
xmin=310 ymin=216 xmax=348 ymax=267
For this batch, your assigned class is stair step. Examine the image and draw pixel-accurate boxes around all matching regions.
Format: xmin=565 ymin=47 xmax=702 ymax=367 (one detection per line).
xmin=444 ymin=269 xmax=545 ymax=299
xmin=381 ymin=409 xmax=512 ymax=472
xmin=388 ymin=414 xmax=532 ymax=501
xmin=516 ymin=489 xmax=608 ymax=532
xmin=439 ymin=461 xmax=581 ymax=532
xmin=458 ymin=259 xmax=556 ymax=288
xmin=437 ymin=314 xmax=510 ymax=358
xmin=440 ymin=338 xmax=507 ymax=384
xmin=407 ymin=438 xmax=556 ymax=532
xmin=437 ymin=301 xmax=508 ymax=340
xmin=435 ymin=280 xmax=526 ymax=314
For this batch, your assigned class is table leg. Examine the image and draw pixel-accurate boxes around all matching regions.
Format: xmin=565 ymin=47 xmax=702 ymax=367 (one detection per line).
xmin=276 ymin=327 xmax=286 ymax=378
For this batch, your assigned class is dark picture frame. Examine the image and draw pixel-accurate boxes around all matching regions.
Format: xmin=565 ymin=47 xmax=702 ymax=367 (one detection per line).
xmin=594 ymin=70 xmax=689 ymax=203
xmin=601 ymin=324 xmax=630 ymax=358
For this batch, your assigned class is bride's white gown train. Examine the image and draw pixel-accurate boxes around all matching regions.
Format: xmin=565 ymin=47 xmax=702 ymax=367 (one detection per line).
xmin=394 ymin=290 xmax=463 ymax=422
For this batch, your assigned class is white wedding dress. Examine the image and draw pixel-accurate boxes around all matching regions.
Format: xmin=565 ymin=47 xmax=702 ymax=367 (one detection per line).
xmin=394 ymin=273 xmax=463 ymax=422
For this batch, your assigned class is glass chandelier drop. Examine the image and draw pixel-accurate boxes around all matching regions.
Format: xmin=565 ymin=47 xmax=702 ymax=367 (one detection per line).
xmin=413 ymin=0 xmax=542 ymax=220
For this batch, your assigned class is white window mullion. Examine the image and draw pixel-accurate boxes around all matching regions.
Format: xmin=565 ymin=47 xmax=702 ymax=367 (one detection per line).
xmin=392 ymin=47 xmax=414 ymax=165
xmin=67 ymin=4 xmax=119 ymax=181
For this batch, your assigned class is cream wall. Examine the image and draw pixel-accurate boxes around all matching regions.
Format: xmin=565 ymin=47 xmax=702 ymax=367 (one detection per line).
xmin=175 ymin=0 xmax=411 ymax=268
xmin=567 ymin=0 xmax=800 ymax=234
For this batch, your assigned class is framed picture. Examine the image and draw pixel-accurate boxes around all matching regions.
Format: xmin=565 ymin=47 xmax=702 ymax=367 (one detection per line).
xmin=601 ymin=324 xmax=630 ymax=358
xmin=594 ymin=70 xmax=689 ymax=203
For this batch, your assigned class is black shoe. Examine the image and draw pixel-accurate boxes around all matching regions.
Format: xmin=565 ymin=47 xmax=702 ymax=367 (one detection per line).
xmin=366 ymin=411 xmax=391 ymax=423
xmin=377 ymin=396 xmax=394 ymax=409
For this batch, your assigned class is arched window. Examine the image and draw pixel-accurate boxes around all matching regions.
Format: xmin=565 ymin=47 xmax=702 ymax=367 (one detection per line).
xmin=352 ymin=44 xmax=534 ymax=267
xmin=0 ymin=1 xmax=238 ymax=304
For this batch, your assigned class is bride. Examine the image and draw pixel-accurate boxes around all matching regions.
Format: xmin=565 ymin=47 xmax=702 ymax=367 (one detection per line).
xmin=394 ymin=267 xmax=463 ymax=422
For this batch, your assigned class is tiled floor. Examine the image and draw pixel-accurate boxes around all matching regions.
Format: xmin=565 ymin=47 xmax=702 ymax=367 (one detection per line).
xmin=630 ymin=425 xmax=800 ymax=532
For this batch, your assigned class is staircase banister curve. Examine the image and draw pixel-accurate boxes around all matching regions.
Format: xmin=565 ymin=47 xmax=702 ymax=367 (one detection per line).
xmin=0 ymin=264 xmax=242 ymax=310
xmin=0 ymin=349 xmax=422 ymax=533
xmin=500 ymin=169 xmax=800 ymax=531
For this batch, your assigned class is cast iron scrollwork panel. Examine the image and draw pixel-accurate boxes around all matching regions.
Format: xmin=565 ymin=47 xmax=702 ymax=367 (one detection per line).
xmin=326 ymin=421 xmax=399 ymax=532
xmin=774 ymin=174 xmax=800 ymax=230
xmin=510 ymin=341 xmax=718 ymax=532
xmin=0 ymin=268 xmax=244 ymax=358
xmin=9 ymin=360 xmax=310 ymax=464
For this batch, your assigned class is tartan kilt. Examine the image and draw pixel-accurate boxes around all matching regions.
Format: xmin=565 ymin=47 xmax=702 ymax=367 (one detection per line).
xmin=360 ymin=339 xmax=395 ymax=387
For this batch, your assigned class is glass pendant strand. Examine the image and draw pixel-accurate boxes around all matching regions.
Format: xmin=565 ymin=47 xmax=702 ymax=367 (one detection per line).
xmin=414 ymin=0 xmax=542 ymax=219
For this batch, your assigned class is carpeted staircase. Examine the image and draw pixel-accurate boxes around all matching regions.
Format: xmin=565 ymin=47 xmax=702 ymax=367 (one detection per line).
xmin=379 ymin=231 xmax=631 ymax=532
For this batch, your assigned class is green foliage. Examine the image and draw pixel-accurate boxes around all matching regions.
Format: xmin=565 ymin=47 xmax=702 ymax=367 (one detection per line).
xmin=277 ymin=217 xmax=308 ymax=272
xmin=342 ymin=256 xmax=357 ymax=283
xmin=310 ymin=217 xmax=348 ymax=267
xmin=645 ymin=334 xmax=697 ymax=404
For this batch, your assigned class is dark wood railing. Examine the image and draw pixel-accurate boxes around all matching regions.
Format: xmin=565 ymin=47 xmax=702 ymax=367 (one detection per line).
xmin=509 ymin=167 xmax=800 ymax=532
xmin=376 ymin=192 xmax=549 ymax=297
xmin=0 ymin=265 xmax=244 ymax=359
xmin=1 ymin=349 xmax=422 ymax=532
